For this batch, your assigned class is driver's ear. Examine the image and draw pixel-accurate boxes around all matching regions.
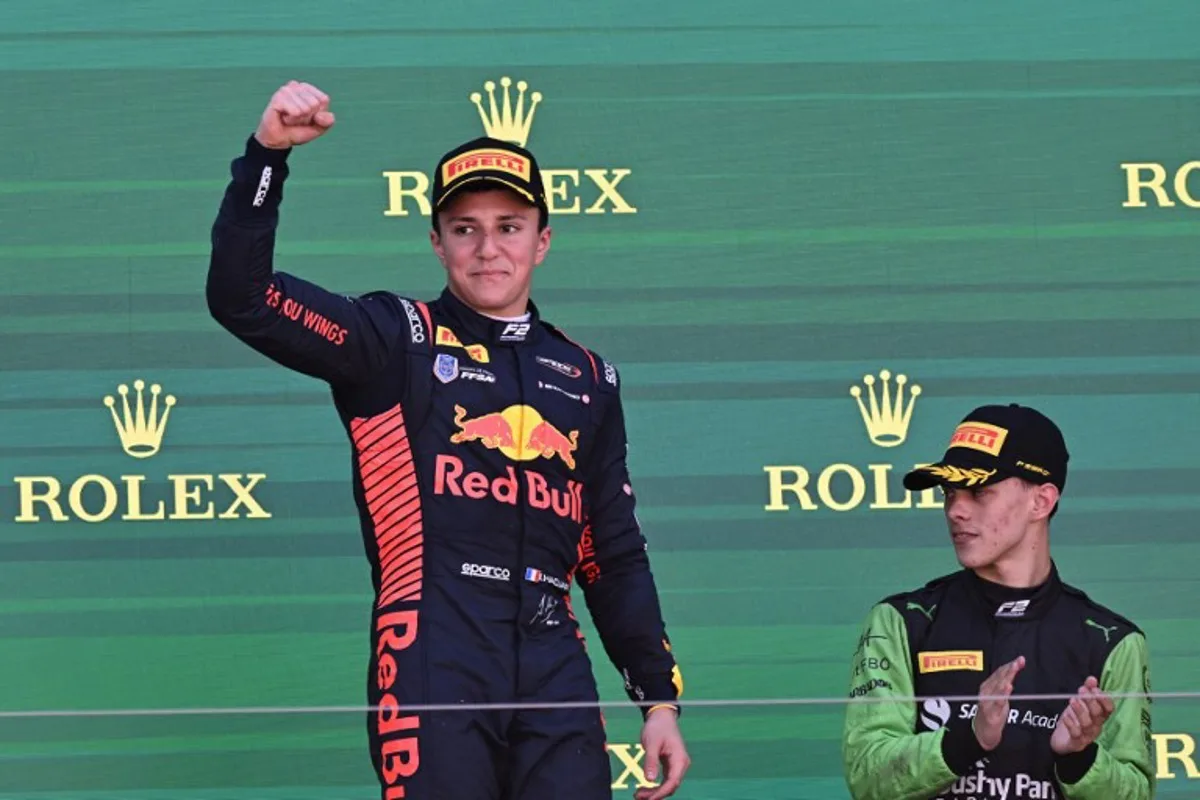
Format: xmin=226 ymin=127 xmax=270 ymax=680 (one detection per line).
xmin=430 ymin=227 xmax=447 ymax=267
xmin=1031 ymin=483 xmax=1059 ymax=522
xmin=534 ymin=224 xmax=552 ymax=265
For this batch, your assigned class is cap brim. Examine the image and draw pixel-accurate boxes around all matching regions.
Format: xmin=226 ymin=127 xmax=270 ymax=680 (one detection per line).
xmin=902 ymin=456 xmax=1016 ymax=492
xmin=436 ymin=174 xmax=538 ymax=209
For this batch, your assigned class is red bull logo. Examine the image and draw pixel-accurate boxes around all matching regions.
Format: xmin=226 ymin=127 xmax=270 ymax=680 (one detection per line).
xmin=450 ymin=406 xmax=516 ymax=449
xmin=450 ymin=404 xmax=578 ymax=470
xmin=526 ymin=419 xmax=579 ymax=470
xmin=443 ymin=404 xmax=583 ymax=523
xmin=434 ymin=455 xmax=583 ymax=523
xmin=375 ymin=610 xmax=421 ymax=797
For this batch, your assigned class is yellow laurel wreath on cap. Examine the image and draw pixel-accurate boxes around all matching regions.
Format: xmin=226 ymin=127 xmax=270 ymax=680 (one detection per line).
xmin=920 ymin=464 xmax=997 ymax=487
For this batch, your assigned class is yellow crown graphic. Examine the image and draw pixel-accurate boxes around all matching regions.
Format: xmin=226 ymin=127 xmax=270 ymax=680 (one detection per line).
xmin=849 ymin=369 xmax=921 ymax=448
xmin=470 ymin=76 xmax=542 ymax=147
xmin=104 ymin=380 xmax=176 ymax=459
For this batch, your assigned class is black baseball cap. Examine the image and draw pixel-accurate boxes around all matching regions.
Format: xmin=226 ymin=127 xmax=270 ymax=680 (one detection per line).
xmin=430 ymin=136 xmax=548 ymax=217
xmin=903 ymin=404 xmax=1069 ymax=493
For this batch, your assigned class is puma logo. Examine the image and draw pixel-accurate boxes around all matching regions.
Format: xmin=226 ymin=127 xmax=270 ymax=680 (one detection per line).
xmin=907 ymin=601 xmax=936 ymax=621
xmin=1085 ymin=618 xmax=1119 ymax=642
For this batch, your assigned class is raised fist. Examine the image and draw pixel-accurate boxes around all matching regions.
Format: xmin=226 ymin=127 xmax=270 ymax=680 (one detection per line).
xmin=254 ymin=81 xmax=336 ymax=150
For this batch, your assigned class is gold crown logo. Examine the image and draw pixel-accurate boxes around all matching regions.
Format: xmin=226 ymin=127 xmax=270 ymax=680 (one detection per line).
xmin=849 ymin=369 xmax=921 ymax=448
xmin=470 ymin=76 xmax=542 ymax=147
xmin=104 ymin=380 xmax=176 ymax=459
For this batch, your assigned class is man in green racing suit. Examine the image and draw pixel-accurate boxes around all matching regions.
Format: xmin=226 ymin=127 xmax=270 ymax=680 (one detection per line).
xmin=841 ymin=403 xmax=1154 ymax=799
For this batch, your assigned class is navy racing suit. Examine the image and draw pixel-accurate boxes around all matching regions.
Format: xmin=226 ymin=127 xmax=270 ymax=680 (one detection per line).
xmin=205 ymin=136 xmax=682 ymax=799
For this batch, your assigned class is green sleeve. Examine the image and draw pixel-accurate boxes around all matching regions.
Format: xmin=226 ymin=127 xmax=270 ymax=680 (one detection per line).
xmin=841 ymin=603 xmax=982 ymax=800
xmin=1057 ymin=631 xmax=1155 ymax=800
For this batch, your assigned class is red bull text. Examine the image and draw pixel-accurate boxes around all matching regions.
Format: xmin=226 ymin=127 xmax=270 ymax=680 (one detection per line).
xmin=434 ymin=455 xmax=584 ymax=523
xmin=375 ymin=609 xmax=420 ymax=797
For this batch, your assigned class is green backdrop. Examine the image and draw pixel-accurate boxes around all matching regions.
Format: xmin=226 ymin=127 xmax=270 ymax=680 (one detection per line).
xmin=2 ymin=1 xmax=1199 ymax=797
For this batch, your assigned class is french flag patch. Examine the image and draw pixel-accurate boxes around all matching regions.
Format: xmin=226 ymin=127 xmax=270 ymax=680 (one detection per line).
xmin=524 ymin=568 xmax=543 ymax=583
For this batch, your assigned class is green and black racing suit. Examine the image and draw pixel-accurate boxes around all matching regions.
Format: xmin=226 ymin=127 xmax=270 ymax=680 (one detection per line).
xmin=842 ymin=563 xmax=1154 ymax=799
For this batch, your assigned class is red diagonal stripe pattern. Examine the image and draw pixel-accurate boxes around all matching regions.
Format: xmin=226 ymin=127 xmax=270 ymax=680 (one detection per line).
xmin=351 ymin=404 xmax=423 ymax=608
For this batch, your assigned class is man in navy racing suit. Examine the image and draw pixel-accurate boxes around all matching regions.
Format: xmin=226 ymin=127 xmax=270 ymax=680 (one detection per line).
xmin=206 ymin=80 xmax=690 ymax=800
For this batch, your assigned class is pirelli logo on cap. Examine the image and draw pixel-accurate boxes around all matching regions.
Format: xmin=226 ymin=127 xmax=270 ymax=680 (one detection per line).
xmin=948 ymin=422 xmax=1008 ymax=457
xmin=442 ymin=149 xmax=532 ymax=184
xmin=918 ymin=650 xmax=984 ymax=674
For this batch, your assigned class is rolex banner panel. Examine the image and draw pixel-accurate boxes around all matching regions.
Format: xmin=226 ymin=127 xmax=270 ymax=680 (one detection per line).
xmin=2 ymin=1 xmax=1200 ymax=797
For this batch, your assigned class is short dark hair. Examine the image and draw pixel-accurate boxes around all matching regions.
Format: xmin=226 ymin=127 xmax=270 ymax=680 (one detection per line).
xmin=432 ymin=183 xmax=549 ymax=234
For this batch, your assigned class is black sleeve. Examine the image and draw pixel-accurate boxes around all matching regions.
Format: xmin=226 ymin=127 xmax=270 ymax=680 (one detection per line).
xmin=206 ymin=135 xmax=426 ymax=385
xmin=576 ymin=359 xmax=682 ymax=718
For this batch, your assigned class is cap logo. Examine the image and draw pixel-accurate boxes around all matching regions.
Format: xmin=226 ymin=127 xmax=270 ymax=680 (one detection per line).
xmin=442 ymin=149 xmax=532 ymax=185
xmin=948 ymin=421 xmax=1008 ymax=457
xmin=916 ymin=464 xmax=996 ymax=487
xmin=1016 ymin=459 xmax=1051 ymax=477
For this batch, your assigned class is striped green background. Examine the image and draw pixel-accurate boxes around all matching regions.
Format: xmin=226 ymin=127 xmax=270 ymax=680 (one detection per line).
xmin=3 ymin=1 xmax=1199 ymax=797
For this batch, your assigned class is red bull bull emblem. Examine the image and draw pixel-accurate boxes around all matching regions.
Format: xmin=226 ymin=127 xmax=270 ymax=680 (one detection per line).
xmin=450 ymin=404 xmax=578 ymax=469
xmin=526 ymin=419 xmax=579 ymax=470
xmin=440 ymin=404 xmax=583 ymax=523
xmin=450 ymin=405 xmax=516 ymax=449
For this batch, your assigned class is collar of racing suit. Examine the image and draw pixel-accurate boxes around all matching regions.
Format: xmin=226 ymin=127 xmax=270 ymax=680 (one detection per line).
xmin=965 ymin=560 xmax=1063 ymax=621
xmin=438 ymin=286 xmax=544 ymax=346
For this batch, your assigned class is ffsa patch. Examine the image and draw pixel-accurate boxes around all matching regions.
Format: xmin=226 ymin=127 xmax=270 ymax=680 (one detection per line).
xmin=434 ymin=353 xmax=460 ymax=384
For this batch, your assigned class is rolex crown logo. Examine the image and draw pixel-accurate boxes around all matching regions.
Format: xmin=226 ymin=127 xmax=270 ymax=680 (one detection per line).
xmin=850 ymin=369 xmax=921 ymax=448
xmin=104 ymin=379 xmax=176 ymax=459
xmin=470 ymin=76 xmax=542 ymax=147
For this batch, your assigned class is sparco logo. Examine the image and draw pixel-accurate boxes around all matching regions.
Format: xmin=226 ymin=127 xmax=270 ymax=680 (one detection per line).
xmin=461 ymin=563 xmax=511 ymax=581
xmin=252 ymin=166 xmax=272 ymax=207
xmin=399 ymin=298 xmax=426 ymax=343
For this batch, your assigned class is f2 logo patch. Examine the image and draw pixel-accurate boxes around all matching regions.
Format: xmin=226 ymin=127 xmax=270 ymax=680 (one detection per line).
xmin=995 ymin=600 xmax=1030 ymax=618
xmin=500 ymin=322 xmax=531 ymax=342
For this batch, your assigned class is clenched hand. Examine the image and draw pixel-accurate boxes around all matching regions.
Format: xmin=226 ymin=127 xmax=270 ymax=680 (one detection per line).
xmin=254 ymin=81 xmax=335 ymax=150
